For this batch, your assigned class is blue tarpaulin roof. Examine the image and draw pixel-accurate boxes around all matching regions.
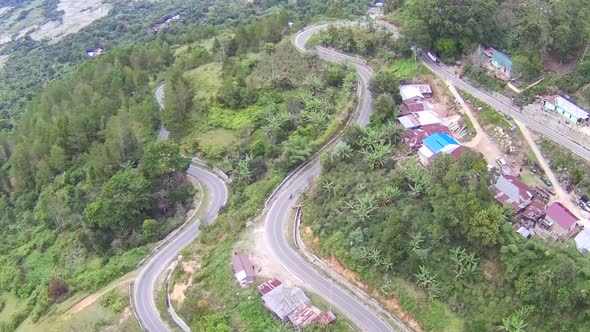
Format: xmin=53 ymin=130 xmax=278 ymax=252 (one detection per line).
xmin=492 ymin=51 xmax=512 ymax=71
xmin=423 ymin=133 xmax=459 ymax=153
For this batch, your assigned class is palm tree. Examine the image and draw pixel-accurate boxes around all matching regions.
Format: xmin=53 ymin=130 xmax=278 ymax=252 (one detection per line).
xmin=302 ymin=108 xmax=328 ymax=130
xmin=450 ymin=247 xmax=480 ymax=280
xmin=369 ymin=247 xmax=382 ymax=265
xmin=415 ymin=265 xmax=433 ymax=289
xmin=235 ymin=154 xmax=252 ymax=184
xmin=376 ymin=185 xmax=401 ymax=206
xmin=346 ymin=193 xmax=377 ymax=223
xmin=321 ymin=178 xmax=336 ymax=195
xmin=304 ymin=74 xmax=322 ymax=95
xmin=409 ymin=232 xmax=425 ymax=254
xmin=497 ymin=316 xmax=527 ymax=332
xmin=338 ymin=39 xmax=353 ymax=52
xmin=119 ymin=160 xmax=134 ymax=170
xmin=386 ymin=121 xmax=404 ymax=144
xmin=356 ymin=39 xmax=366 ymax=55
xmin=332 ymin=143 xmax=353 ymax=161
xmin=361 ymin=126 xmax=387 ymax=149
xmin=303 ymin=97 xmax=322 ymax=113
xmin=263 ymin=111 xmax=289 ymax=144
xmin=363 ymin=144 xmax=391 ymax=170
xmin=401 ymin=159 xmax=430 ymax=197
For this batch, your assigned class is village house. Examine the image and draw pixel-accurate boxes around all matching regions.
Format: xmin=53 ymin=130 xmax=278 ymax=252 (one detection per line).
xmin=521 ymin=198 xmax=545 ymax=222
xmin=494 ymin=174 xmax=533 ymax=212
xmin=542 ymin=202 xmax=579 ymax=238
xmin=257 ymin=278 xmax=336 ymax=328
xmin=575 ymin=229 xmax=590 ymax=253
xmin=516 ymin=226 xmax=533 ymax=239
xmin=86 ymin=47 xmax=104 ymax=58
xmin=399 ymin=101 xmax=425 ymax=117
xmin=403 ymin=124 xmax=451 ymax=150
xmin=482 ymin=47 xmax=512 ymax=81
xmin=418 ymin=132 xmax=461 ymax=165
xmin=151 ymin=14 xmax=181 ymax=32
xmin=399 ymin=84 xmax=432 ymax=102
xmin=541 ymin=95 xmax=589 ymax=124
xmin=230 ymin=252 xmax=256 ymax=287
xmin=398 ymin=110 xmax=442 ymax=130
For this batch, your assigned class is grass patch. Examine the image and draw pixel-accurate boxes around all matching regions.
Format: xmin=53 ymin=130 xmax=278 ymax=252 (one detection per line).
xmin=207 ymin=106 xmax=263 ymax=131
xmin=395 ymin=279 xmax=464 ymax=332
xmin=460 ymin=91 xmax=511 ymax=129
xmin=184 ymin=62 xmax=222 ymax=102
xmin=16 ymin=286 xmax=140 ymax=332
xmin=460 ymin=114 xmax=476 ymax=139
xmin=539 ymin=138 xmax=590 ymax=197
xmin=388 ymin=58 xmax=422 ymax=80
xmin=0 ymin=293 xmax=27 ymax=323
xmin=519 ymin=172 xmax=544 ymax=187
xmin=463 ymin=66 xmax=507 ymax=92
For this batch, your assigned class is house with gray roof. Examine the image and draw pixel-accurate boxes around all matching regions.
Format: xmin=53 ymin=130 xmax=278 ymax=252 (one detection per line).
xmin=261 ymin=282 xmax=311 ymax=321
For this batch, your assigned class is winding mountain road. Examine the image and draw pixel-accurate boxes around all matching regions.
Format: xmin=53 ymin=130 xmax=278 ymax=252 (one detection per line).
xmin=133 ymin=24 xmax=407 ymax=332
xmin=132 ymin=85 xmax=228 ymax=332
xmin=261 ymin=25 xmax=405 ymax=332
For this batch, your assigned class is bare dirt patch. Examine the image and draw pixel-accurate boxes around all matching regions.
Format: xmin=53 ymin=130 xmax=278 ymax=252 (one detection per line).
xmin=67 ymin=274 xmax=136 ymax=314
xmin=236 ymin=220 xmax=297 ymax=284
xmin=170 ymin=259 xmax=200 ymax=304
xmin=542 ymin=51 xmax=577 ymax=77
xmin=170 ymin=282 xmax=189 ymax=304
xmin=31 ymin=0 xmax=111 ymax=43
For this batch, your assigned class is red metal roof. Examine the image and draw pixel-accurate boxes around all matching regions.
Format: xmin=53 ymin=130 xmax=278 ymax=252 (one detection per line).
xmin=287 ymin=304 xmax=322 ymax=327
xmin=231 ymin=253 xmax=256 ymax=277
xmin=449 ymin=146 xmax=464 ymax=159
xmin=258 ymin=278 xmax=282 ymax=295
xmin=546 ymin=202 xmax=578 ymax=230
xmin=421 ymin=124 xmax=451 ymax=136
xmin=522 ymin=199 xmax=545 ymax=221
xmin=404 ymin=129 xmax=430 ymax=149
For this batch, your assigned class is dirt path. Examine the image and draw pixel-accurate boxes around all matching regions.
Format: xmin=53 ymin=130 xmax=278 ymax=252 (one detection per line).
xmin=67 ymin=274 xmax=137 ymax=314
xmin=515 ymin=120 xmax=587 ymax=219
xmin=447 ymin=82 xmax=504 ymax=165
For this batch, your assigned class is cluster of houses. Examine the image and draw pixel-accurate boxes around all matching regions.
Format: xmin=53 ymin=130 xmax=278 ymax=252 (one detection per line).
xmin=151 ymin=14 xmax=180 ymax=32
xmin=230 ymin=252 xmax=336 ymax=328
xmin=538 ymin=94 xmax=589 ymax=125
xmin=398 ymin=83 xmax=464 ymax=165
xmin=397 ymin=83 xmax=589 ymax=251
xmin=367 ymin=1 xmax=383 ymax=20
xmin=492 ymin=172 xmax=589 ymax=249
xmin=258 ymin=278 xmax=336 ymax=328
xmin=86 ymin=47 xmax=104 ymax=58
xmin=477 ymin=48 xmax=590 ymax=126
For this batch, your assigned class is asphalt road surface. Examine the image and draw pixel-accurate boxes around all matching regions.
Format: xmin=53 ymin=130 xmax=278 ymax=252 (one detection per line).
xmin=155 ymin=84 xmax=170 ymax=141
xmin=419 ymin=55 xmax=590 ymax=162
xmin=132 ymin=86 xmax=228 ymax=332
xmin=262 ymin=24 xmax=405 ymax=332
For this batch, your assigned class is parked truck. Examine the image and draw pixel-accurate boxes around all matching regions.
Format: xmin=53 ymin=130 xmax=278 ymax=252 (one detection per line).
xmin=427 ymin=51 xmax=439 ymax=63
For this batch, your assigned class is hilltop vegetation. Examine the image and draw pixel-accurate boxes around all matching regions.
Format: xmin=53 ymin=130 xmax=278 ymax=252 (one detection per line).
xmin=305 ymin=130 xmax=590 ymax=331
xmin=0 ymin=0 xmax=375 ymax=329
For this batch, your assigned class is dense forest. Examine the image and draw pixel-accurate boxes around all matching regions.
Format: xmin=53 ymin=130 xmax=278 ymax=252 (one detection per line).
xmin=0 ymin=39 xmax=197 ymax=328
xmin=1 ymin=0 xmax=589 ymax=330
xmin=390 ymin=0 xmax=590 ymax=62
xmin=305 ymin=135 xmax=590 ymax=331
xmin=383 ymin=0 xmax=590 ymax=108
xmin=0 ymin=0 xmax=375 ymax=329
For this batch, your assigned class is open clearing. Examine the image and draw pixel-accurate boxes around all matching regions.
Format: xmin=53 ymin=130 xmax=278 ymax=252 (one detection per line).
xmin=0 ymin=0 xmax=111 ymax=46
xmin=184 ymin=62 xmax=222 ymax=102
